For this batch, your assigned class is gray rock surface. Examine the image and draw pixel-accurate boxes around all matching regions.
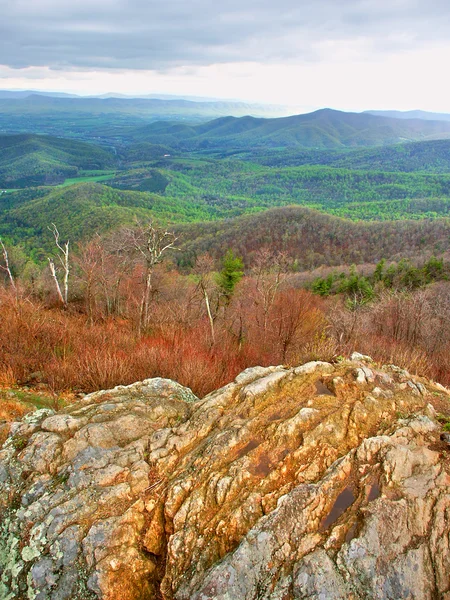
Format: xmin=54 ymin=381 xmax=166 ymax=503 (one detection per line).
xmin=0 ymin=361 xmax=449 ymax=600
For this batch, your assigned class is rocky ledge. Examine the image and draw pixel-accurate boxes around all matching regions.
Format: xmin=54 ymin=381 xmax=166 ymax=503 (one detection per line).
xmin=0 ymin=355 xmax=449 ymax=600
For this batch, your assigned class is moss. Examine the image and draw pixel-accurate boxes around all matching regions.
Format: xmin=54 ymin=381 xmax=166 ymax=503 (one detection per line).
xmin=437 ymin=414 xmax=450 ymax=431
xmin=11 ymin=436 xmax=28 ymax=451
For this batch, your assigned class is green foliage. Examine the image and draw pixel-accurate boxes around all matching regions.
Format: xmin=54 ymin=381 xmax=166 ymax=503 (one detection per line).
xmin=423 ymin=255 xmax=444 ymax=281
xmin=337 ymin=268 xmax=374 ymax=303
xmin=312 ymin=274 xmax=334 ymax=296
xmin=0 ymin=134 xmax=116 ymax=188
xmin=310 ymin=256 xmax=449 ymax=301
xmin=241 ymin=139 xmax=450 ymax=173
xmin=11 ymin=435 xmax=28 ymax=451
xmin=0 ymin=182 xmax=240 ymax=254
xmin=373 ymin=259 xmax=386 ymax=282
xmin=216 ymin=250 xmax=244 ymax=298
xmin=158 ymin=158 xmax=450 ymax=221
xmin=108 ymin=169 xmax=169 ymax=193
xmin=437 ymin=414 xmax=450 ymax=432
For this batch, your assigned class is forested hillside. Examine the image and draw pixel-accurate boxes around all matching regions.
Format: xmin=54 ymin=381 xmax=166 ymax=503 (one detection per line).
xmin=0 ymin=183 xmax=218 ymax=252
xmin=242 ymin=139 xmax=450 ymax=172
xmin=175 ymin=205 xmax=450 ymax=269
xmin=0 ymin=134 xmax=115 ymax=187
xmin=2 ymin=107 xmax=450 ymax=425
xmin=161 ymin=159 xmax=450 ymax=219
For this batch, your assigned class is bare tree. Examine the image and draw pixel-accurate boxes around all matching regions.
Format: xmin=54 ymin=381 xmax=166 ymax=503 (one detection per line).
xmin=252 ymin=249 xmax=288 ymax=341
xmin=120 ymin=221 xmax=177 ymax=334
xmin=194 ymin=254 xmax=219 ymax=344
xmin=0 ymin=238 xmax=16 ymax=290
xmin=75 ymin=236 xmax=102 ymax=322
xmin=48 ymin=224 xmax=70 ymax=307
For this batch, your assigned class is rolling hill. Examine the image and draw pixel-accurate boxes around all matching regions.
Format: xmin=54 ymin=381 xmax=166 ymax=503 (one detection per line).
xmin=175 ymin=205 xmax=450 ymax=269
xmin=4 ymin=155 xmax=450 ymax=255
xmin=132 ymin=109 xmax=450 ymax=150
xmin=0 ymin=134 xmax=116 ymax=188
xmin=2 ymin=180 xmax=450 ymax=269
xmin=0 ymin=182 xmax=229 ymax=251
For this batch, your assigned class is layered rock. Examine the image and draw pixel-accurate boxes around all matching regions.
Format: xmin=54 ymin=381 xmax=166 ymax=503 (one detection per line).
xmin=0 ymin=358 xmax=449 ymax=599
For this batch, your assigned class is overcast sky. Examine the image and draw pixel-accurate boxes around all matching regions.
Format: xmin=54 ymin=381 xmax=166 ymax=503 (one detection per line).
xmin=1 ymin=0 xmax=449 ymax=111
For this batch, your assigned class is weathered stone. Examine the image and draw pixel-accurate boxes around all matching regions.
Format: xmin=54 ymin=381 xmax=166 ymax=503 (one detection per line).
xmin=350 ymin=352 xmax=374 ymax=363
xmin=0 ymin=360 xmax=449 ymax=600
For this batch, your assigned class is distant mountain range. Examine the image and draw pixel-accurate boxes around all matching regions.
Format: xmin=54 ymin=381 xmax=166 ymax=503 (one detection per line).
xmin=133 ymin=108 xmax=450 ymax=150
xmin=1 ymin=94 xmax=450 ymax=147
xmin=366 ymin=110 xmax=450 ymax=122
xmin=0 ymin=90 xmax=80 ymax=99
xmin=0 ymin=93 xmax=289 ymax=120
xmin=0 ymin=90 xmax=263 ymax=103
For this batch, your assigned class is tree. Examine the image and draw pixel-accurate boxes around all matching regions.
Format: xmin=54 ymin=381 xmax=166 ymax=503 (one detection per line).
xmin=251 ymin=248 xmax=288 ymax=340
xmin=337 ymin=266 xmax=374 ymax=307
xmin=194 ymin=254 xmax=219 ymax=345
xmin=47 ymin=224 xmax=70 ymax=308
xmin=216 ymin=250 xmax=244 ymax=302
xmin=74 ymin=236 xmax=104 ymax=323
xmin=120 ymin=221 xmax=177 ymax=334
xmin=373 ymin=259 xmax=386 ymax=283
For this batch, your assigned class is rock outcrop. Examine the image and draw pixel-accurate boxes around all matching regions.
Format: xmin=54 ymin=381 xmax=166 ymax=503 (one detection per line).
xmin=0 ymin=358 xmax=449 ymax=599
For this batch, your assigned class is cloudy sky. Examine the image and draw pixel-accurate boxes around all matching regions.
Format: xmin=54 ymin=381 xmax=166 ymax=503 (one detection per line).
xmin=1 ymin=0 xmax=449 ymax=111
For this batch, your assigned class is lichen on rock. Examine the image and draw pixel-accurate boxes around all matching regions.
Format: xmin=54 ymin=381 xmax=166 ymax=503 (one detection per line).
xmin=0 ymin=358 xmax=449 ymax=599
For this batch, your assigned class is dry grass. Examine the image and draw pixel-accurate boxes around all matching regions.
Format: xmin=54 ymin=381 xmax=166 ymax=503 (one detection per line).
xmin=0 ymin=395 xmax=30 ymax=422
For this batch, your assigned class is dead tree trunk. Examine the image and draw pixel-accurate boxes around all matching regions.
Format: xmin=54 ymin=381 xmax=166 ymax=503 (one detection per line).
xmin=48 ymin=224 xmax=69 ymax=307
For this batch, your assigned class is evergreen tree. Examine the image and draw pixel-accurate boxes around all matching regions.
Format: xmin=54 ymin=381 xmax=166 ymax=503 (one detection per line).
xmin=216 ymin=250 xmax=244 ymax=300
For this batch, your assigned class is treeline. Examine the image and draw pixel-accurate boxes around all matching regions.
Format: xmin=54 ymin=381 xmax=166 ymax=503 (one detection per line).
xmin=165 ymin=160 xmax=450 ymax=202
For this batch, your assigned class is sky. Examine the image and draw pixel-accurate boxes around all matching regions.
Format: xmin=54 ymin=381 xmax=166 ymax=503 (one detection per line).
xmin=1 ymin=0 xmax=450 ymax=111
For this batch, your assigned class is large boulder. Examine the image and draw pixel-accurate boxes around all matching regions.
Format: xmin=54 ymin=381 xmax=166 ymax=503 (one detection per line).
xmin=0 ymin=359 xmax=449 ymax=599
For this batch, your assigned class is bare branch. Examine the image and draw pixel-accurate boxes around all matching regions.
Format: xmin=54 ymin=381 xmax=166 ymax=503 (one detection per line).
xmin=0 ymin=238 xmax=16 ymax=289
xmin=119 ymin=221 xmax=177 ymax=333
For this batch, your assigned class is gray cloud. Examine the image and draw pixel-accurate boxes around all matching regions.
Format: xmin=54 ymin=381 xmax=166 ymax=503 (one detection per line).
xmin=0 ymin=0 xmax=449 ymax=71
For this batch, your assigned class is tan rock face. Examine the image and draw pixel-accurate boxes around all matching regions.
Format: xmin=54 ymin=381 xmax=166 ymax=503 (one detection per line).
xmin=0 ymin=361 xmax=449 ymax=600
